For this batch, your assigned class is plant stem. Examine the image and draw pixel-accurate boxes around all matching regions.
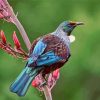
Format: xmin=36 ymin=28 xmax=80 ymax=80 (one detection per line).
xmin=43 ymin=85 xmax=52 ymax=100
xmin=5 ymin=0 xmax=52 ymax=100
xmin=4 ymin=0 xmax=31 ymax=50
xmin=13 ymin=16 xmax=31 ymax=50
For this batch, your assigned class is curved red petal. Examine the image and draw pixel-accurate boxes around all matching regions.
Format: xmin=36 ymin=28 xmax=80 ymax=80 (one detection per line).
xmin=13 ymin=31 xmax=21 ymax=49
xmin=0 ymin=30 xmax=6 ymax=44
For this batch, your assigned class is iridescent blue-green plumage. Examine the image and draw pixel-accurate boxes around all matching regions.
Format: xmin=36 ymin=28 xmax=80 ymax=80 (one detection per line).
xmin=10 ymin=21 xmax=83 ymax=96
xmin=10 ymin=67 xmax=38 ymax=96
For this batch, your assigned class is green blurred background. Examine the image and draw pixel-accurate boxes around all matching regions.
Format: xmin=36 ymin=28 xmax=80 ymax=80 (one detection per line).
xmin=0 ymin=0 xmax=100 ymax=100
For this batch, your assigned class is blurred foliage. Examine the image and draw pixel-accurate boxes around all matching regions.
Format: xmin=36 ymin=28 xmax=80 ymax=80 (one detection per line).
xmin=0 ymin=0 xmax=100 ymax=100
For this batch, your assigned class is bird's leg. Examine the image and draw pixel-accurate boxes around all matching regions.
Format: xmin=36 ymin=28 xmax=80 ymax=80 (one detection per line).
xmin=39 ymin=81 xmax=47 ymax=87
xmin=39 ymin=73 xmax=47 ymax=87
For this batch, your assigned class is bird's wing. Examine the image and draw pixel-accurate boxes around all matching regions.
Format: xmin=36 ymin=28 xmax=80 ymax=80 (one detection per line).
xmin=36 ymin=51 xmax=63 ymax=66
xmin=28 ymin=50 xmax=63 ymax=67
xmin=28 ymin=38 xmax=47 ymax=65
xmin=28 ymin=38 xmax=63 ymax=67
xmin=31 ymin=38 xmax=47 ymax=56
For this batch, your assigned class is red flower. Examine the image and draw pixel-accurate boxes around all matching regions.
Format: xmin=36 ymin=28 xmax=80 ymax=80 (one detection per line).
xmin=0 ymin=30 xmax=6 ymax=44
xmin=32 ymin=74 xmax=45 ymax=91
xmin=0 ymin=13 xmax=4 ymax=19
xmin=52 ymin=69 xmax=60 ymax=80
xmin=32 ymin=69 xmax=60 ymax=91
xmin=0 ymin=0 xmax=14 ymax=23
xmin=13 ymin=31 xmax=21 ymax=49
xmin=32 ymin=80 xmax=38 ymax=87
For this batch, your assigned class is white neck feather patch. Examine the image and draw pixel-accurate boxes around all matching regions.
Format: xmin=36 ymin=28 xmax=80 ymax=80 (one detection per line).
xmin=68 ymin=35 xmax=75 ymax=43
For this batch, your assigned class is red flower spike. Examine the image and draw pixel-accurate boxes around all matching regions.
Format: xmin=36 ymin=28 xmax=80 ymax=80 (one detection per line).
xmin=0 ymin=0 xmax=15 ymax=23
xmin=13 ymin=31 xmax=21 ymax=49
xmin=52 ymin=69 xmax=60 ymax=80
xmin=0 ymin=30 xmax=7 ymax=44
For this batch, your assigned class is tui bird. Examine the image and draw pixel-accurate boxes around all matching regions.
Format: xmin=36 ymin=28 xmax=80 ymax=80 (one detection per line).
xmin=10 ymin=21 xmax=83 ymax=96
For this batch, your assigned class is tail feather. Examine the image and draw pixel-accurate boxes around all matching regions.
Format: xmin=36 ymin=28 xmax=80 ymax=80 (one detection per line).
xmin=17 ymin=76 xmax=33 ymax=96
xmin=10 ymin=67 xmax=38 ymax=96
xmin=10 ymin=68 xmax=26 ymax=93
xmin=13 ymin=73 xmax=29 ymax=94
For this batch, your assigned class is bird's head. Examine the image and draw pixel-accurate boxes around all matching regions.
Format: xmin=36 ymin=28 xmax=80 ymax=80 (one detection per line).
xmin=59 ymin=21 xmax=84 ymax=36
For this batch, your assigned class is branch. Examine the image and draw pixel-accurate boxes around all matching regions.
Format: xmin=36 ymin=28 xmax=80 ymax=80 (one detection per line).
xmin=4 ymin=0 xmax=31 ymax=51
xmin=43 ymin=85 xmax=52 ymax=100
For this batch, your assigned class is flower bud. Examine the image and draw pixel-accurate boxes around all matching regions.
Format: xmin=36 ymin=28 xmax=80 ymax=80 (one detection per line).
xmin=0 ymin=13 xmax=4 ymax=19
xmin=0 ymin=30 xmax=6 ymax=44
xmin=32 ymin=80 xmax=38 ymax=87
xmin=0 ymin=0 xmax=14 ymax=23
xmin=52 ymin=69 xmax=60 ymax=80
xmin=13 ymin=31 xmax=21 ymax=49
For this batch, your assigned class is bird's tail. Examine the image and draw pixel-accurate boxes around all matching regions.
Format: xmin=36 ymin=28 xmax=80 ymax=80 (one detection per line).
xmin=10 ymin=67 xmax=38 ymax=96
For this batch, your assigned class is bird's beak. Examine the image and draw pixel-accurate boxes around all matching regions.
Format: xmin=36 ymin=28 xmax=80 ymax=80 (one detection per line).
xmin=69 ymin=21 xmax=84 ymax=26
xmin=67 ymin=21 xmax=84 ymax=36
xmin=75 ymin=22 xmax=84 ymax=25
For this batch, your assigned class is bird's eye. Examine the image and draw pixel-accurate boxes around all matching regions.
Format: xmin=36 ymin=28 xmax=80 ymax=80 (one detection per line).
xmin=63 ymin=26 xmax=66 ymax=29
xmin=63 ymin=26 xmax=67 ymax=31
